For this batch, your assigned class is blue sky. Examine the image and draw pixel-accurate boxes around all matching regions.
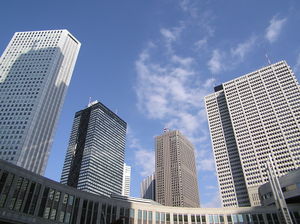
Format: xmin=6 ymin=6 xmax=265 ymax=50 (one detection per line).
xmin=1 ymin=0 xmax=300 ymax=207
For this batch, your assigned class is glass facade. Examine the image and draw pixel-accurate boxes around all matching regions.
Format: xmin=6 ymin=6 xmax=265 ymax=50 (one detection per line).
xmin=0 ymin=161 xmax=300 ymax=224
xmin=60 ymin=101 xmax=127 ymax=197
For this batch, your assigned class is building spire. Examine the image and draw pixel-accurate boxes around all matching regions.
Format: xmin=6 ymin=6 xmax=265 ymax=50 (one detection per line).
xmin=265 ymin=53 xmax=272 ymax=65
xmin=88 ymin=96 xmax=92 ymax=106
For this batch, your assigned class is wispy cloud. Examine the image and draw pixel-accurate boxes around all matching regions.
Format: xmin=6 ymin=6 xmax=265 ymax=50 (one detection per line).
xmin=206 ymin=185 xmax=218 ymax=190
xmin=160 ymin=23 xmax=186 ymax=53
xmin=127 ymin=127 xmax=155 ymax=177
xmin=207 ymin=49 xmax=225 ymax=74
xmin=231 ymin=36 xmax=257 ymax=60
xmin=160 ymin=26 xmax=184 ymax=42
xmin=202 ymin=193 xmax=221 ymax=208
xmin=196 ymin=149 xmax=216 ymax=172
xmin=179 ymin=0 xmax=198 ymax=17
xmin=179 ymin=0 xmax=190 ymax=11
xmin=135 ymin=44 xmax=215 ymax=141
xmin=161 ymin=28 xmax=177 ymax=42
xmin=134 ymin=0 xmax=220 ymax=201
xmin=294 ymin=53 xmax=300 ymax=75
xmin=208 ymin=36 xmax=257 ymax=74
xmin=194 ymin=38 xmax=207 ymax=50
xmin=134 ymin=149 xmax=155 ymax=177
xmin=265 ymin=16 xmax=287 ymax=43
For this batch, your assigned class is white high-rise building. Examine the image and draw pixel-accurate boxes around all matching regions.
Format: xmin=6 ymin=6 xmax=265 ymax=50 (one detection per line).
xmin=205 ymin=61 xmax=300 ymax=207
xmin=0 ymin=30 xmax=80 ymax=175
xmin=122 ymin=163 xmax=131 ymax=197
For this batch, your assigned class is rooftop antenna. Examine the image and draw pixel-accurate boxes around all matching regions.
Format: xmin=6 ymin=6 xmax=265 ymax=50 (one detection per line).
xmin=88 ymin=97 xmax=92 ymax=107
xmin=265 ymin=53 xmax=272 ymax=65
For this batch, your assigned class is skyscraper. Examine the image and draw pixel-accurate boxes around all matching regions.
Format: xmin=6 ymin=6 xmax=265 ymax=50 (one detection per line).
xmin=122 ymin=163 xmax=131 ymax=197
xmin=140 ymin=173 xmax=156 ymax=201
xmin=155 ymin=130 xmax=200 ymax=207
xmin=205 ymin=61 xmax=300 ymax=207
xmin=60 ymin=100 xmax=127 ymax=197
xmin=0 ymin=30 xmax=80 ymax=175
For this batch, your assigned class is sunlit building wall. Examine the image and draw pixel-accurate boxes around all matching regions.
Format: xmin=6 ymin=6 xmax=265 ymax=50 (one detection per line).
xmin=141 ymin=173 xmax=156 ymax=201
xmin=0 ymin=30 xmax=80 ymax=175
xmin=122 ymin=163 xmax=131 ymax=197
xmin=205 ymin=61 xmax=300 ymax=207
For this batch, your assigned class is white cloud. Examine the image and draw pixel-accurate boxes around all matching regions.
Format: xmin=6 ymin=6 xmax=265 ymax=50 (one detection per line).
xmin=294 ymin=53 xmax=300 ymax=75
xmin=160 ymin=23 xmax=186 ymax=53
xmin=207 ymin=49 xmax=224 ymax=74
xmin=127 ymin=127 xmax=155 ymax=177
xmin=195 ymin=149 xmax=216 ymax=172
xmin=135 ymin=45 xmax=216 ymax=142
xmin=231 ymin=36 xmax=256 ymax=60
xmin=203 ymin=78 xmax=215 ymax=90
xmin=202 ymin=193 xmax=221 ymax=208
xmin=127 ymin=126 xmax=142 ymax=149
xmin=160 ymin=23 xmax=185 ymax=42
xmin=179 ymin=0 xmax=190 ymax=11
xmin=179 ymin=0 xmax=198 ymax=17
xmin=197 ymin=158 xmax=215 ymax=171
xmin=207 ymin=36 xmax=257 ymax=74
xmin=206 ymin=185 xmax=218 ymax=190
xmin=194 ymin=38 xmax=207 ymax=50
xmin=265 ymin=16 xmax=287 ymax=43
xmin=134 ymin=149 xmax=155 ymax=177
xmin=160 ymin=28 xmax=177 ymax=42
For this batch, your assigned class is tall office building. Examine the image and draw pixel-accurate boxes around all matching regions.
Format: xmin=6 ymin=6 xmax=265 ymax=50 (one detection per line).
xmin=61 ymin=100 xmax=127 ymax=197
xmin=140 ymin=173 xmax=156 ymax=201
xmin=0 ymin=30 xmax=80 ymax=175
xmin=122 ymin=163 xmax=131 ymax=197
xmin=205 ymin=61 xmax=300 ymax=207
xmin=155 ymin=130 xmax=200 ymax=207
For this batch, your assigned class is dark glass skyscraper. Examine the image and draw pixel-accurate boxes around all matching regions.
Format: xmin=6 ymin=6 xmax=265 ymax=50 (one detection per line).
xmin=60 ymin=101 xmax=127 ymax=197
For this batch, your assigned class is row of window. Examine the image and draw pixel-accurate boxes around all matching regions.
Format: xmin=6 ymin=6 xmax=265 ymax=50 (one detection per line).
xmin=2 ymin=166 xmax=300 ymax=224
xmin=261 ymin=182 xmax=300 ymax=200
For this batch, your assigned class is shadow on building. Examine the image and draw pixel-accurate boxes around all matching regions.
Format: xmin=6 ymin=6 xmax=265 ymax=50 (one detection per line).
xmin=0 ymin=47 xmax=68 ymax=175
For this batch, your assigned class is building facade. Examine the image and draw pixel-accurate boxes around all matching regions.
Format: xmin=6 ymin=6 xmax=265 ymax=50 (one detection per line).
xmin=259 ymin=168 xmax=300 ymax=206
xmin=60 ymin=101 xmax=127 ymax=197
xmin=155 ymin=130 xmax=200 ymax=207
xmin=140 ymin=173 xmax=156 ymax=201
xmin=0 ymin=30 xmax=81 ymax=175
xmin=0 ymin=160 xmax=300 ymax=224
xmin=205 ymin=61 xmax=300 ymax=207
xmin=122 ymin=163 xmax=131 ymax=197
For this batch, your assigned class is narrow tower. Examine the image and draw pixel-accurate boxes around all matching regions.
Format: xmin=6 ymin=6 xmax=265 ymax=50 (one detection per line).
xmin=155 ymin=130 xmax=200 ymax=207
xmin=122 ymin=163 xmax=131 ymax=197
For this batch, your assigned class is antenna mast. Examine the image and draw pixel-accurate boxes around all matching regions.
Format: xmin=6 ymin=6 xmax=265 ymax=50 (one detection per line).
xmin=265 ymin=54 xmax=272 ymax=65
